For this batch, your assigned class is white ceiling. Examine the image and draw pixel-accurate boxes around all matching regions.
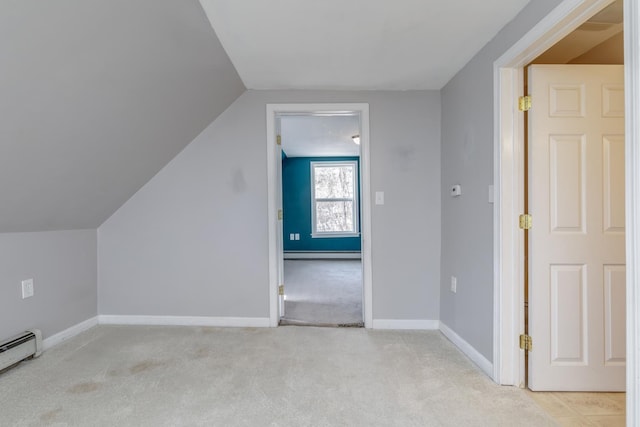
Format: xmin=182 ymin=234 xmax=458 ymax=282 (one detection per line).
xmin=199 ymin=0 xmax=530 ymax=90
xmin=280 ymin=115 xmax=361 ymax=157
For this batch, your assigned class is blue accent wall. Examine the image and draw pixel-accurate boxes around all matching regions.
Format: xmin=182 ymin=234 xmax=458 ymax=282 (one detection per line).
xmin=282 ymin=156 xmax=361 ymax=252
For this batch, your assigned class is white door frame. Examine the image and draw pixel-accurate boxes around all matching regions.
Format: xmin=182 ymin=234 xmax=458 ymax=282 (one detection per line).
xmin=266 ymin=103 xmax=373 ymax=328
xmin=494 ymin=0 xmax=639 ymax=422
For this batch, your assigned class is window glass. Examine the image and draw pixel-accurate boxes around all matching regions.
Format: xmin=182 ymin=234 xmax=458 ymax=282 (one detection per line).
xmin=311 ymin=162 xmax=358 ymax=236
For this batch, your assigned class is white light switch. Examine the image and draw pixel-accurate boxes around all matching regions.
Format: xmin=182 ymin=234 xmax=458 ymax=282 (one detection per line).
xmin=450 ymin=276 xmax=457 ymax=293
xmin=375 ymin=191 xmax=384 ymax=205
xmin=488 ymin=185 xmax=494 ymax=204
xmin=289 ymin=233 xmax=295 ymax=240
xmin=21 ymin=279 xmax=34 ymax=299
xmin=295 ymin=233 xmax=300 ymax=241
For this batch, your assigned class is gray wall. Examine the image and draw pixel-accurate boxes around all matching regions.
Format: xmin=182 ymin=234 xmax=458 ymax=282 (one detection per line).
xmin=98 ymin=90 xmax=441 ymax=321
xmin=0 ymin=230 xmax=97 ymax=340
xmin=440 ymin=0 xmax=564 ymax=360
xmin=0 ymin=0 xmax=245 ymax=232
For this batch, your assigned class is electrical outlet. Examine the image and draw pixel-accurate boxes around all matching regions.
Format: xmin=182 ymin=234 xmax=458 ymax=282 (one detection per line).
xmin=21 ymin=279 xmax=34 ymax=299
xmin=450 ymin=276 xmax=457 ymax=293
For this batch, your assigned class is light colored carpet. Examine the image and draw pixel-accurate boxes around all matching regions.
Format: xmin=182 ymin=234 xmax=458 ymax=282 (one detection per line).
xmin=1 ymin=325 xmax=557 ymax=426
xmin=283 ymin=259 xmax=363 ymax=326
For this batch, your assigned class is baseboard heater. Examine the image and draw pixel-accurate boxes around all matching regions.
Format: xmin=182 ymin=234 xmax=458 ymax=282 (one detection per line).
xmin=0 ymin=329 xmax=42 ymax=373
xmin=284 ymin=251 xmax=361 ymax=260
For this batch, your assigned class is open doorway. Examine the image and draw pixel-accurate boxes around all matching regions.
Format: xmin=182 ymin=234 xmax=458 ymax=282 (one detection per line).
xmin=266 ymin=103 xmax=373 ymax=329
xmin=494 ymin=0 xmax=624 ymax=387
xmin=279 ymin=113 xmax=364 ymax=327
xmin=493 ymin=0 xmax=639 ymax=424
xmin=492 ymin=0 xmax=637 ymax=421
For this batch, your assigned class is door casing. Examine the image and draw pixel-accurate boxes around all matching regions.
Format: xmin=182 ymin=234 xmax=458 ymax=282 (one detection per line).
xmin=266 ymin=103 xmax=372 ymax=328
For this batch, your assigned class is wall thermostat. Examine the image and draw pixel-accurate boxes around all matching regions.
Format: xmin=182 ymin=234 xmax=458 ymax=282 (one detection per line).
xmin=451 ymin=184 xmax=462 ymax=197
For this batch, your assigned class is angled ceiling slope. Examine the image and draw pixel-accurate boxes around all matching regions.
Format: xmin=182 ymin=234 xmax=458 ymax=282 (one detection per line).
xmin=533 ymin=0 xmax=623 ymax=64
xmin=0 ymin=0 xmax=245 ymax=232
xmin=200 ymin=0 xmax=530 ymax=90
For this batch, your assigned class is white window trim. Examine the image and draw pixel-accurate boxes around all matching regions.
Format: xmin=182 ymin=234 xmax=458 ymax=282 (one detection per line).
xmin=310 ymin=160 xmax=360 ymax=238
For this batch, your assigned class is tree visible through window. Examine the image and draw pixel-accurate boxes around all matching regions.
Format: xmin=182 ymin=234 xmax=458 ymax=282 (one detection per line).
xmin=311 ymin=161 xmax=358 ymax=236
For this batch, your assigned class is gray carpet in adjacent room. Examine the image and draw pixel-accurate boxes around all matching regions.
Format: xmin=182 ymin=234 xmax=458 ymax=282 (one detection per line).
xmin=283 ymin=259 xmax=363 ymax=326
xmin=0 ymin=325 xmax=557 ymax=426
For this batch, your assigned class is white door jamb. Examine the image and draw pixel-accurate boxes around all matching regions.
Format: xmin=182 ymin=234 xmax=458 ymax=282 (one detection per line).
xmin=624 ymin=0 xmax=640 ymax=423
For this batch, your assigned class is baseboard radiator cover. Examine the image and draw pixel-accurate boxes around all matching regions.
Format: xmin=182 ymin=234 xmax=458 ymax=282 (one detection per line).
xmin=0 ymin=329 xmax=42 ymax=373
xmin=284 ymin=251 xmax=361 ymax=260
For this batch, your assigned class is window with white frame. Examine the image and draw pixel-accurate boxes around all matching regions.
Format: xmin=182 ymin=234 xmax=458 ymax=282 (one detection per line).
xmin=310 ymin=161 xmax=359 ymax=237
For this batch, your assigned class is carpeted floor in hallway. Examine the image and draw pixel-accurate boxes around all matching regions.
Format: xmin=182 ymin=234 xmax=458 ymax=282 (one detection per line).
xmin=283 ymin=259 xmax=363 ymax=326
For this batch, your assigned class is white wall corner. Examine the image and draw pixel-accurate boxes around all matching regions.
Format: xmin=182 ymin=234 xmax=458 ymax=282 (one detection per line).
xmin=440 ymin=322 xmax=493 ymax=378
xmin=98 ymin=315 xmax=271 ymax=328
xmin=42 ymin=316 xmax=99 ymax=350
xmin=371 ymin=319 xmax=440 ymax=330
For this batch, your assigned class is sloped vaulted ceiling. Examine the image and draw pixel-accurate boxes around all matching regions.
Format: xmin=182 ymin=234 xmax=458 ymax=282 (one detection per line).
xmin=0 ymin=0 xmax=245 ymax=232
xmin=199 ymin=0 xmax=530 ymax=90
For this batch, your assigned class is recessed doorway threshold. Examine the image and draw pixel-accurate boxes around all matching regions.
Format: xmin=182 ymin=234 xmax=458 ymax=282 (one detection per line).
xmin=279 ymin=318 xmax=364 ymax=328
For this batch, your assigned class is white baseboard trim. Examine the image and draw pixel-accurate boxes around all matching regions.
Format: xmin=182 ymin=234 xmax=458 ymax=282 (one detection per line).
xmin=42 ymin=316 xmax=99 ymax=350
xmin=98 ymin=315 xmax=271 ymax=328
xmin=372 ymin=319 xmax=440 ymax=330
xmin=439 ymin=322 xmax=493 ymax=378
xmin=284 ymin=251 xmax=361 ymax=260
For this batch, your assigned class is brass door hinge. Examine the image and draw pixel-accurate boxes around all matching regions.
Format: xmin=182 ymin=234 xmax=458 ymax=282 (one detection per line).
xmin=518 ymin=95 xmax=532 ymax=112
xmin=276 ymin=135 xmax=282 ymax=146
xmin=519 ymin=334 xmax=533 ymax=351
xmin=278 ymin=209 xmax=283 ymax=221
xmin=519 ymin=214 xmax=532 ymax=230
xmin=278 ymin=285 xmax=284 ymax=296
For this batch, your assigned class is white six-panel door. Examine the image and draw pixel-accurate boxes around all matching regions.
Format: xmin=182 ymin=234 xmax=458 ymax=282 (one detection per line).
xmin=528 ymin=65 xmax=625 ymax=391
